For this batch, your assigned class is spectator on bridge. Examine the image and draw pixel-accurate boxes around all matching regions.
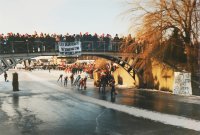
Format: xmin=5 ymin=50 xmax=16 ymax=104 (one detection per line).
xmin=103 ymin=34 xmax=111 ymax=51
xmin=113 ymin=34 xmax=120 ymax=42
xmin=92 ymin=33 xmax=99 ymax=50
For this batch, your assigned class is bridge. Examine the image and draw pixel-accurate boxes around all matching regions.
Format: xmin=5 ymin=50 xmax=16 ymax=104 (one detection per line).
xmin=0 ymin=41 xmax=144 ymax=86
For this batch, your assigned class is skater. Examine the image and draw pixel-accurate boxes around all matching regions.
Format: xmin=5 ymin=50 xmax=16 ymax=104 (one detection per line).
xmin=74 ymin=74 xmax=81 ymax=86
xmin=48 ymin=66 xmax=51 ymax=73
xmin=83 ymin=76 xmax=87 ymax=90
xmin=110 ymin=79 xmax=116 ymax=97
xmin=57 ymin=74 xmax=63 ymax=83
xmin=4 ymin=72 xmax=8 ymax=82
xmin=64 ymin=76 xmax=68 ymax=86
xmin=70 ymin=73 xmax=74 ymax=85
xmin=79 ymin=78 xmax=84 ymax=90
xmin=98 ymin=70 xmax=108 ymax=93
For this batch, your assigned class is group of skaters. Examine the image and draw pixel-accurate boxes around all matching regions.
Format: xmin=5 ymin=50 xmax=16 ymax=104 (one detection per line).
xmin=57 ymin=72 xmax=88 ymax=90
xmin=57 ymin=62 xmax=118 ymax=97
xmin=97 ymin=69 xmax=117 ymax=97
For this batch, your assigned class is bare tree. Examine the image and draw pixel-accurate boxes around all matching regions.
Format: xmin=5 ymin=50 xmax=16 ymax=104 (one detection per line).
xmin=126 ymin=0 xmax=200 ymax=71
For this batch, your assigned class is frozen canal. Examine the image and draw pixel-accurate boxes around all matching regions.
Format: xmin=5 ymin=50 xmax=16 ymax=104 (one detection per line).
xmin=0 ymin=70 xmax=199 ymax=135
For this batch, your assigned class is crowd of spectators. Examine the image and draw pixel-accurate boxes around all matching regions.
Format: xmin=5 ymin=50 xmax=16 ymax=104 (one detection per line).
xmin=0 ymin=32 xmax=55 ymax=44
xmin=0 ymin=32 xmax=127 ymax=53
xmin=0 ymin=31 xmax=147 ymax=54
xmin=0 ymin=31 xmax=123 ymax=44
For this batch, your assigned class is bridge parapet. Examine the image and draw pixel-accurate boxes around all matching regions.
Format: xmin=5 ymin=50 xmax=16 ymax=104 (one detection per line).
xmin=0 ymin=41 xmax=138 ymax=80
xmin=57 ymin=41 xmax=135 ymax=58
xmin=0 ymin=41 xmax=56 ymax=54
xmin=0 ymin=40 xmax=122 ymax=55
xmin=57 ymin=41 xmax=122 ymax=55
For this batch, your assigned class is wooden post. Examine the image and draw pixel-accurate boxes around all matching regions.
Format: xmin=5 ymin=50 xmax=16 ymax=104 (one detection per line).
xmin=12 ymin=72 xmax=19 ymax=91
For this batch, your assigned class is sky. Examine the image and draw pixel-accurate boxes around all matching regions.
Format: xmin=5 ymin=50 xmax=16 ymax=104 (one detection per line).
xmin=0 ymin=0 xmax=130 ymax=36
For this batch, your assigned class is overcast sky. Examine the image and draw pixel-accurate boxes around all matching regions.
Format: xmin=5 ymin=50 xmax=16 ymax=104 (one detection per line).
xmin=0 ymin=0 xmax=129 ymax=36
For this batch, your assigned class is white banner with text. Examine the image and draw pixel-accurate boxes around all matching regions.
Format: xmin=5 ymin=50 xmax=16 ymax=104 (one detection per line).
xmin=173 ymin=72 xmax=192 ymax=95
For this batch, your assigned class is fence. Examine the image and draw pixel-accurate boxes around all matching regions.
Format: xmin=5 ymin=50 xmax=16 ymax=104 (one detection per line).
xmin=0 ymin=40 xmax=122 ymax=54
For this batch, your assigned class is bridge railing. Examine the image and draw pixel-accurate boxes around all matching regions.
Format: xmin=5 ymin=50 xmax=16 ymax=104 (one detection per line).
xmin=0 ymin=40 xmax=123 ymax=55
xmin=80 ymin=41 xmax=121 ymax=52
xmin=0 ymin=40 xmax=57 ymax=54
xmin=57 ymin=41 xmax=122 ymax=55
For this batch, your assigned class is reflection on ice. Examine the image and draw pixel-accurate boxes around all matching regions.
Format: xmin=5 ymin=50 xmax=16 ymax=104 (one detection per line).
xmin=2 ymin=97 xmax=16 ymax=118
xmin=13 ymin=93 xmax=19 ymax=108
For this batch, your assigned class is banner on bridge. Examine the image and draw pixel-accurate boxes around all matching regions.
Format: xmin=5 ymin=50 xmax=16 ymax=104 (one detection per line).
xmin=58 ymin=41 xmax=81 ymax=56
xmin=173 ymin=72 xmax=192 ymax=96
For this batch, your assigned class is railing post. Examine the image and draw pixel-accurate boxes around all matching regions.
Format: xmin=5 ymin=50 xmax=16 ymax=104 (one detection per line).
xmin=118 ymin=42 xmax=119 ymax=52
xmin=92 ymin=41 xmax=94 ymax=52
xmin=38 ymin=41 xmax=41 ymax=52
xmin=12 ymin=41 xmax=14 ymax=53
xmin=115 ymin=42 xmax=116 ymax=52
xmin=42 ymin=41 xmax=44 ymax=52
xmin=26 ymin=40 xmax=29 ymax=53
xmin=110 ymin=41 xmax=111 ymax=51
xmin=104 ymin=41 xmax=105 ymax=52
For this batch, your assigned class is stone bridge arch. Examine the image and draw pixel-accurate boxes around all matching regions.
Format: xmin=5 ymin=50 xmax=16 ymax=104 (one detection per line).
xmin=0 ymin=52 xmax=145 ymax=87
xmin=81 ymin=53 xmax=144 ymax=88
xmin=0 ymin=56 xmax=36 ymax=74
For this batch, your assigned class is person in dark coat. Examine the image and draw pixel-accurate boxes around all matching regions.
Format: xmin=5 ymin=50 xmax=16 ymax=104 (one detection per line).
xmin=57 ymin=74 xmax=63 ymax=83
xmin=110 ymin=78 xmax=116 ymax=97
xmin=64 ymin=76 xmax=68 ymax=86
xmin=4 ymin=72 xmax=8 ymax=82
xmin=70 ymin=74 xmax=74 ymax=85
xmin=99 ymin=73 xmax=107 ymax=93
xmin=74 ymin=75 xmax=81 ymax=86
